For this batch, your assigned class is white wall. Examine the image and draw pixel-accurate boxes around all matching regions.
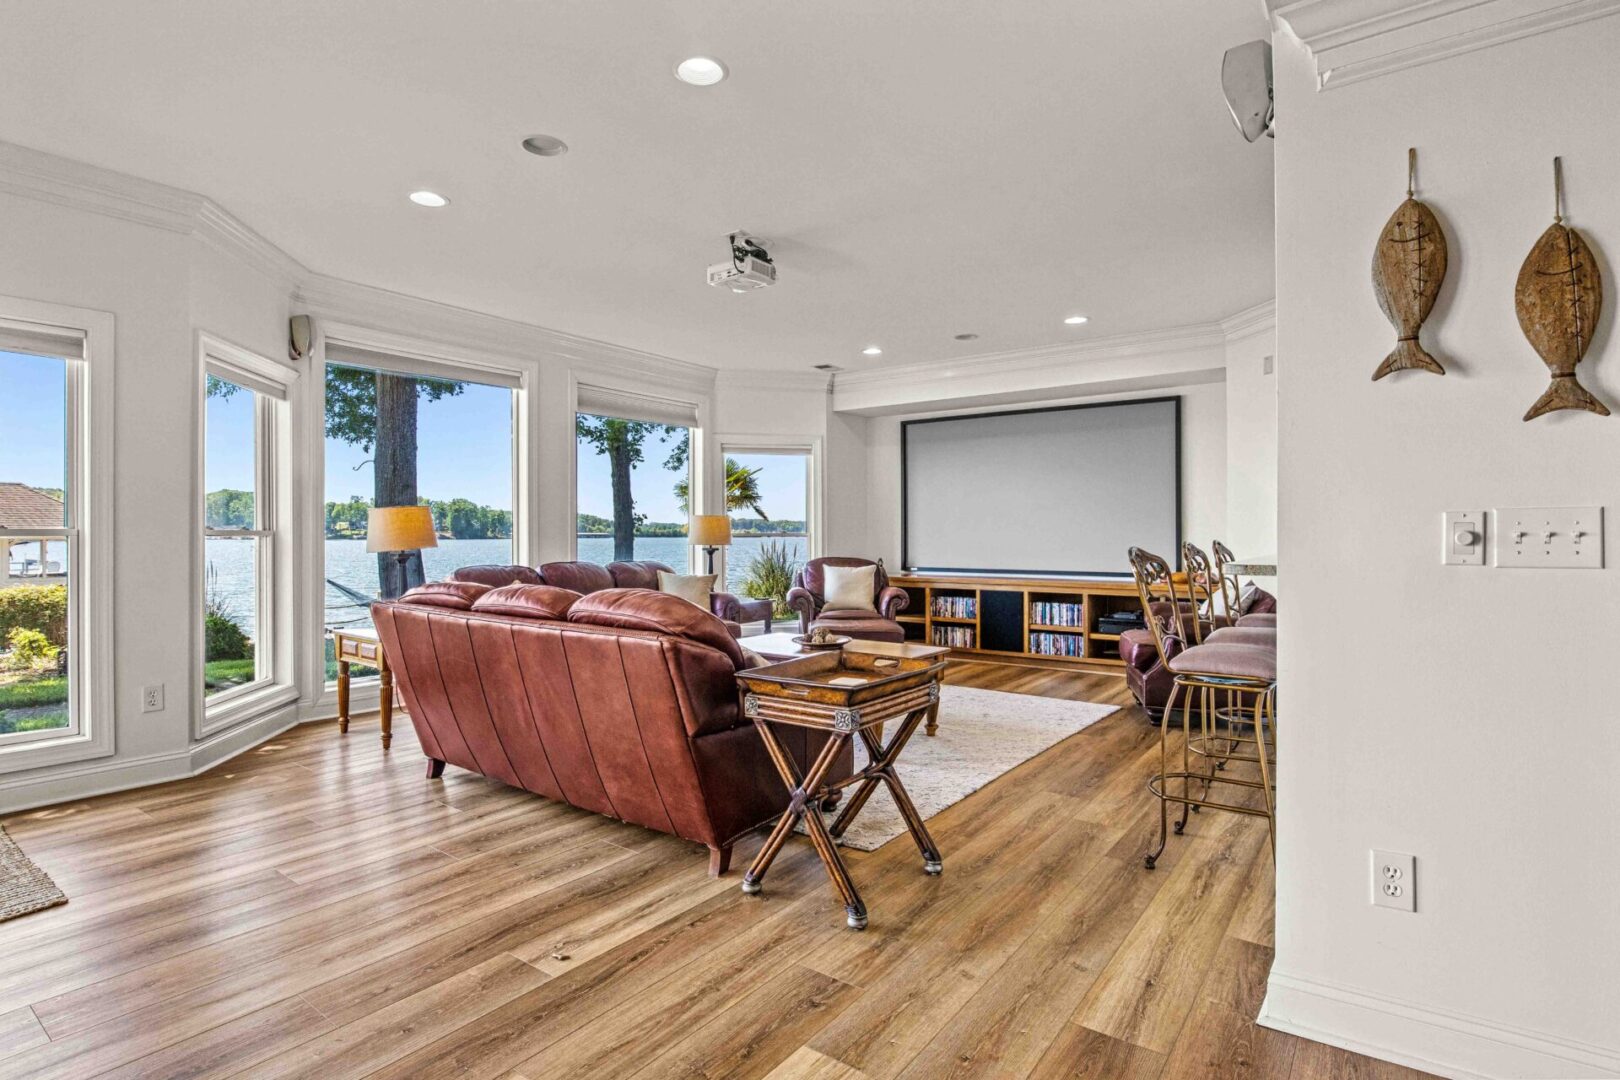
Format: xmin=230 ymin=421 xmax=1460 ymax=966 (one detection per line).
xmin=864 ymin=379 xmax=1229 ymax=571
xmin=1265 ymin=23 xmax=1620 ymax=1078
xmin=1225 ymin=310 xmax=1278 ymax=560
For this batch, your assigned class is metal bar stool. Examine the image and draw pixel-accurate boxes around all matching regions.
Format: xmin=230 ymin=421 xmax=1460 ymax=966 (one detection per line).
xmin=1130 ymin=548 xmax=1277 ymax=869
xmin=1184 ymin=542 xmax=1277 ymax=777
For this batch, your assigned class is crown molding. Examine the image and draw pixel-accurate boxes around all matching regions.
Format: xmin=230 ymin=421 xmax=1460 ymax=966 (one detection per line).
xmin=1268 ymin=0 xmax=1620 ymax=89
xmin=1221 ymin=298 xmax=1278 ymax=344
xmin=715 ymin=369 xmax=832 ymax=393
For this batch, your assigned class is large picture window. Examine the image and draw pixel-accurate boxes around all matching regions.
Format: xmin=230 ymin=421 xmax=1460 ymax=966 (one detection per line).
xmin=200 ymin=339 xmax=293 ymax=721
xmin=719 ymin=448 xmax=813 ymax=619
xmin=575 ymin=386 xmax=699 ymax=567
xmin=323 ymin=346 xmax=517 ymax=680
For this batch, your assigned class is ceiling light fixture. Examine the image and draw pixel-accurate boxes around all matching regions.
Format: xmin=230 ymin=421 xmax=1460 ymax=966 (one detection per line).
xmin=675 ymin=57 xmax=728 ymax=86
xmin=409 ymin=190 xmax=450 ymax=208
xmin=954 ymin=333 xmax=979 ymax=341
xmin=521 ymin=134 xmax=569 ymax=157
xmin=1064 ymin=315 xmax=1089 ymax=325
xmin=862 ymin=346 xmax=883 ymax=356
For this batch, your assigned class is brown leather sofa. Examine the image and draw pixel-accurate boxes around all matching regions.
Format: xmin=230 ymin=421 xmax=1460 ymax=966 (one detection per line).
xmin=372 ymin=581 xmax=850 ymax=875
xmin=448 ymin=560 xmax=759 ymax=637
xmin=786 ymin=556 xmax=910 ymax=643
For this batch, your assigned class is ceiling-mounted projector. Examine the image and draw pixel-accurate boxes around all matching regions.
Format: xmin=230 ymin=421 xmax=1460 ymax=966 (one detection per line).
xmin=708 ymin=231 xmax=777 ymax=292
xmin=1221 ymin=40 xmax=1274 ymax=142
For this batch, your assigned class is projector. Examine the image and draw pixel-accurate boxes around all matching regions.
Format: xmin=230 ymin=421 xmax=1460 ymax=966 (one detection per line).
xmin=707 ymin=231 xmax=777 ymax=292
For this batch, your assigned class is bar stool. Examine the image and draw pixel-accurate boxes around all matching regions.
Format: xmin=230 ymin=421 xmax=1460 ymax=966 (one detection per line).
xmin=1130 ymin=548 xmax=1277 ymax=869
xmin=1212 ymin=539 xmax=1277 ymax=629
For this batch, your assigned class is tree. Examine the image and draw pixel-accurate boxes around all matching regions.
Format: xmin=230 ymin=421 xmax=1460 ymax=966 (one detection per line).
xmin=575 ymin=416 xmax=686 ymax=561
xmin=324 ymin=368 xmax=463 ymax=597
xmin=674 ymin=457 xmax=769 ymax=522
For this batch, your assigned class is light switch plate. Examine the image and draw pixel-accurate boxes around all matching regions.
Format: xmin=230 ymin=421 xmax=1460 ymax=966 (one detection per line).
xmin=1494 ymin=507 xmax=1603 ymax=569
xmin=1442 ymin=510 xmax=1485 ymax=566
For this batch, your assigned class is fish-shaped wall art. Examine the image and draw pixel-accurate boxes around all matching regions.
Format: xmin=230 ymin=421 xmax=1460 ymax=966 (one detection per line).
xmin=1372 ymin=149 xmax=1448 ymax=380
xmin=1516 ymin=158 xmax=1610 ymax=420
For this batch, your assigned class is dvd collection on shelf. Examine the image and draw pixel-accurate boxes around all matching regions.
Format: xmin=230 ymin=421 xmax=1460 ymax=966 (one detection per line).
xmin=930 ymin=594 xmax=976 ymax=619
xmin=932 ymin=624 xmax=977 ymax=649
xmin=1029 ymin=600 xmax=1084 ymax=627
xmin=1028 ymin=631 xmax=1085 ymax=658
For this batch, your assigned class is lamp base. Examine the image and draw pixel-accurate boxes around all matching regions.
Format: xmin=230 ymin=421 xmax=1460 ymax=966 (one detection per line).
xmin=702 ymin=546 xmax=719 ymax=576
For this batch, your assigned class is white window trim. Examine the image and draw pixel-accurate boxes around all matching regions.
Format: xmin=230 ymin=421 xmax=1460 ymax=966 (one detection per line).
xmin=0 ymin=297 xmax=115 ymax=774
xmin=195 ymin=332 xmax=300 ymax=738
xmin=310 ymin=321 xmax=531 ymax=696
xmin=569 ymin=372 xmax=709 ymax=569
xmin=712 ymin=434 xmax=824 ymax=587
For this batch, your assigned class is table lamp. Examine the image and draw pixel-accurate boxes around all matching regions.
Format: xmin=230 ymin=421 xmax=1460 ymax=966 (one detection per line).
xmin=367 ymin=505 xmax=438 ymax=597
xmin=689 ymin=514 xmax=731 ymax=575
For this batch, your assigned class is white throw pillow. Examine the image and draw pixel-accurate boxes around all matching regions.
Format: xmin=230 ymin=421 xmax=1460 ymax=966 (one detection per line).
xmin=822 ymin=564 xmax=877 ymax=612
xmin=658 ymin=571 xmax=716 ymax=611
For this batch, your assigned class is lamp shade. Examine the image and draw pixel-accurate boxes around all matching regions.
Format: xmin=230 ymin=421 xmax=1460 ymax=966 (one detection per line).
xmin=367 ymin=505 xmax=439 ymax=553
xmin=689 ymin=514 xmax=732 ymax=546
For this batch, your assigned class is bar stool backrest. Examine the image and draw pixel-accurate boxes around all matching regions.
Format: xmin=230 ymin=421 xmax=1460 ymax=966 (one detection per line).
xmin=1211 ymin=539 xmax=1242 ymax=621
xmin=1180 ymin=542 xmax=1219 ymax=644
xmin=1128 ymin=547 xmax=1195 ymax=665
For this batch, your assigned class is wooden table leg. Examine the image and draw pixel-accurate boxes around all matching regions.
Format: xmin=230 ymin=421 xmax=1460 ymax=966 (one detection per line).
xmin=379 ymin=666 xmax=394 ymax=750
xmin=742 ymin=724 xmax=868 ymax=929
xmin=336 ymin=658 xmax=350 ymax=734
xmin=924 ymin=698 xmax=940 ymax=737
xmin=843 ymin=709 xmax=943 ymax=874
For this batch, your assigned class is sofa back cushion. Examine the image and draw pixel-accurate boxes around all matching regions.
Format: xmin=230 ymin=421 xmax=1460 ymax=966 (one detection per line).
xmin=448 ymin=564 xmax=544 ymax=588
xmin=538 ymin=561 xmax=615 ymax=594
xmin=569 ymin=588 xmax=746 ymax=668
xmin=396 ymin=581 xmax=492 ymax=610
xmin=471 ymin=584 xmax=583 ymax=621
xmin=607 ymin=560 xmax=675 ymax=590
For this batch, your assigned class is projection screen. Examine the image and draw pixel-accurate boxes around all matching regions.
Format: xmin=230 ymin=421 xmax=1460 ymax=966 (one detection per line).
xmin=902 ymin=397 xmax=1180 ymax=576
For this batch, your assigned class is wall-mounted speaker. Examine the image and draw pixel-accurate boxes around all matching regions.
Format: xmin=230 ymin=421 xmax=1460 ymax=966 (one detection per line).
xmin=1222 ymin=40 xmax=1274 ymax=142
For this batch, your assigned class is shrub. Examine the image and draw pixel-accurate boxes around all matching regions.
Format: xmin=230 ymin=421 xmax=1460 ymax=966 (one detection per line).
xmin=3 ymin=627 xmax=57 ymax=670
xmin=739 ymin=541 xmax=800 ymax=619
xmin=0 ymin=584 xmax=68 ymax=648
xmin=205 ymin=611 xmax=254 ymax=663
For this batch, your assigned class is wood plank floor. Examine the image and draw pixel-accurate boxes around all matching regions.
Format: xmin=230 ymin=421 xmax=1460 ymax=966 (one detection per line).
xmin=0 ymin=660 xmax=1436 ymax=1080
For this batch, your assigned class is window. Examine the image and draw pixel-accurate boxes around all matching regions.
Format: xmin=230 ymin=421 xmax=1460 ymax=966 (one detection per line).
xmin=0 ymin=301 xmax=112 ymax=766
xmin=575 ymin=386 xmax=699 ymax=567
xmin=720 ymin=448 xmax=813 ymax=616
xmin=323 ymin=344 xmax=518 ymax=681
xmin=200 ymin=336 xmax=294 ymax=726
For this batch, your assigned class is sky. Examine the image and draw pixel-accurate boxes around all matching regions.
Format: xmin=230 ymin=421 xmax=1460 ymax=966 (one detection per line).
xmin=0 ymin=351 xmax=67 ymax=495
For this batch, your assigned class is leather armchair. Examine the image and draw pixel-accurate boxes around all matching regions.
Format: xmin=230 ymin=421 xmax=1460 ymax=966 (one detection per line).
xmin=787 ymin=557 xmax=909 ymax=643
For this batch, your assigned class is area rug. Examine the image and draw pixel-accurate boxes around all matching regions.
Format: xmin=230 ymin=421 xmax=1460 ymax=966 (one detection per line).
xmin=797 ymin=686 xmax=1118 ymax=852
xmin=0 ymin=825 xmax=66 ymax=922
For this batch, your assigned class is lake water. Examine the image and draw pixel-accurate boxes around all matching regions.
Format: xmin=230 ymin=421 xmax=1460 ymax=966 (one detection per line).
xmin=203 ymin=535 xmax=806 ymax=639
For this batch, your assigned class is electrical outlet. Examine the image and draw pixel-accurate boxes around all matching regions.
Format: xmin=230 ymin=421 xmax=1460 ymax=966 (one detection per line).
xmin=141 ymin=684 xmax=165 ymax=713
xmin=1371 ymin=850 xmax=1416 ymax=912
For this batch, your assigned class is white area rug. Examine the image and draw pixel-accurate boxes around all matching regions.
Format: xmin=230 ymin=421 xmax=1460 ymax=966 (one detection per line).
xmin=799 ymin=686 xmax=1118 ymax=852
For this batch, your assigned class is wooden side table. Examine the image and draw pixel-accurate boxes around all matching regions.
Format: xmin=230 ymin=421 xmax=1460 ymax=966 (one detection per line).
xmin=736 ymin=648 xmax=947 ymax=930
xmin=330 ymin=626 xmax=395 ymax=749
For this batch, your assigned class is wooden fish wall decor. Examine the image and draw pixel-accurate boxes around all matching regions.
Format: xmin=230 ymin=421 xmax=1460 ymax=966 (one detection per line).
xmin=1372 ymin=148 xmax=1448 ymax=380
xmin=1516 ymin=158 xmax=1610 ymax=420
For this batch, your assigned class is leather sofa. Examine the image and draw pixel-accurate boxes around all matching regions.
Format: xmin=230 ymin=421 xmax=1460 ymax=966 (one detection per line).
xmin=786 ymin=556 xmax=910 ymax=643
xmin=449 ymin=560 xmax=761 ymax=637
xmin=372 ymin=581 xmax=850 ymax=875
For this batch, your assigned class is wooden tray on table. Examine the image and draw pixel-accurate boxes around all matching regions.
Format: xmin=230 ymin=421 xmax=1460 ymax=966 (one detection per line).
xmin=737 ymin=649 xmax=946 ymax=733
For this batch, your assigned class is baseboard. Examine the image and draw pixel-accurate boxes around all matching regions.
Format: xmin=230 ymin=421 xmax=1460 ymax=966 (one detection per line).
xmin=0 ymin=703 xmax=300 ymax=814
xmin=1260 ymin=969 xmax=1620 ymax=1080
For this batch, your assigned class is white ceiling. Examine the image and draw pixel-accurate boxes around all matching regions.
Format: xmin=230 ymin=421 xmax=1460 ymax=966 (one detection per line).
xmin=0 ymin=1 xmax=1275 ymax=372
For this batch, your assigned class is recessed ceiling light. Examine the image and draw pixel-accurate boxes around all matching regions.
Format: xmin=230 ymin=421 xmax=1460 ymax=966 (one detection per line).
xmin=1064 ymin=315 xmax=1089 ymax=325
xmin=862 ymin=346 xmax=883 ymax=356
xmin=675 ymin=57 xmax=728 ymax=86
xmin=521 ymin=134 xmax=569 ymax=157
xmin=954 ymin=333 xmax=979 ymax=341
xmin=409 ymin=190 xmax=450 ymax=208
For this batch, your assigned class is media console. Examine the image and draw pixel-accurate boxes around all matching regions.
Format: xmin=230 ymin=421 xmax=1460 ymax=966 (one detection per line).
xmin=888 ymin=573 xmax=1146 ymax=668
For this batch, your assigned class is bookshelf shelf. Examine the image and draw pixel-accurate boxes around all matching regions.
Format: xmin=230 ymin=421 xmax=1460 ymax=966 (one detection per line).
xmin=892 ymin=572 xmax=1145 ymax=667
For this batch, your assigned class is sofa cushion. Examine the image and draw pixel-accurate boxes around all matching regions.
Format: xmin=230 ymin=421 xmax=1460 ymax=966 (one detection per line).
xmin=822 ymin=564 xmax=877 ymax=612
xmin=449 ymin=564 xmax=544 ymax=588
xmin=471 ymin=584 xmax=583 ymax=621
xmin=607 ymin=560 xmax=675 ymax=590
xmin=397 ymin=581 xmax=492 ymax=610
xmin=658 ymin=571 xmax=716 ymax=610
xmin=1119 ymin=627 xmax=1159 ymax=670
xmin=538 ymin=561 xmax=615 ymax=594
xmin=569 ymin=588 xmax=746 ymax=668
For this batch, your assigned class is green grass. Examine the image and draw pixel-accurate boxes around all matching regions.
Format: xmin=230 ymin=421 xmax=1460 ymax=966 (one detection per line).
xmin=204 ymin=659 xmax=258 ymax=695
xmin=0 ymin=711 xmax=68 ymax=735
xmin=0 ymin=676 xmax=66 ymax=710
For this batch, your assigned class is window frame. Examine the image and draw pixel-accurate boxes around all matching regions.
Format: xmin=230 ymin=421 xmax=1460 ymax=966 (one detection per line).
xmin=0 ymin=298 xmax=115 ymax=772
xmin=713 ymin=434 xmax=824 ymax=581
xmin=194 ymin=332 xmax=298 ymax=738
